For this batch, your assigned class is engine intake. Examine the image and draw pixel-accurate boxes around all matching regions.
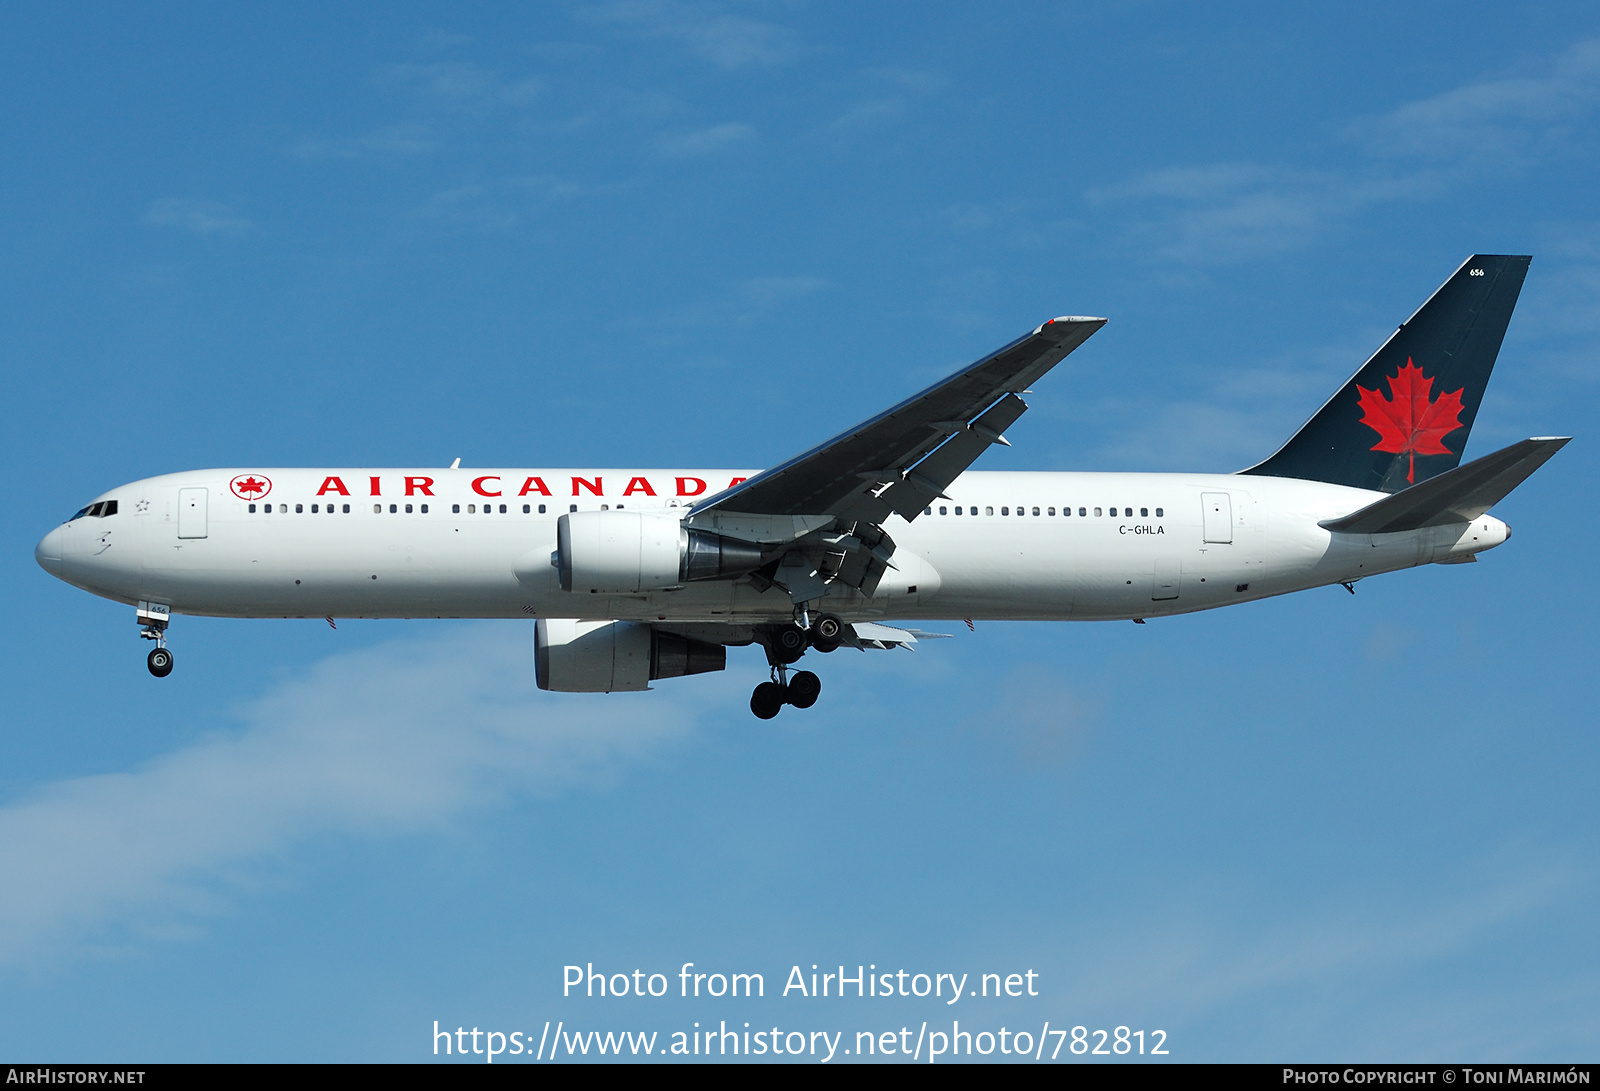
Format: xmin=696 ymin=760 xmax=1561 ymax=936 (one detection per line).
xmin=553 ymin=511 xmax=762 ymax=593
xmin=534 ymin=619 xmax=726 ymax=692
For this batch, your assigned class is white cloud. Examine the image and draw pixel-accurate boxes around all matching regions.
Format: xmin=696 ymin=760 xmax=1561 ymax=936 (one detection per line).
xmin=1085 ymin=164 xmax=1359 ymax=265
xmin=658 ymin=121 xmax=757 ymax=157
xmin=1089 ymin=40 xmax=1600 ymax=266
xmin=581 ymin=1 xmax=799 ymax=69
xmin=1351 ymin=38 xmax=1600 ymax=162
xmin=831 ymin=67 xmax=945 ymax=131
xmin=0 ymin=626 xmax=697 ymax=968
xmin=412 ymin=175 xmax=589 ymax=232
xmin=736 ymin=274 xmax=829 ymax=308
xmin=141 ymin=199 xmax=251 ymax=236
xmin=375 ymin=61 xmax=541 ymax=108
xmin=1042 ymin=857 xmax=1585 ymax=1056
xmin=290 ymin=124 xmax=440 ymax=160
xmin=624 ymin=273 xmax=831 ymax=336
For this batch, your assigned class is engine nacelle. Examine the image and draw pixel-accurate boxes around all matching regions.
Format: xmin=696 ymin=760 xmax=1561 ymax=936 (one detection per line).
xmin=534 ymin=619 xmax=726 ymax=692
xmin=553 ymin=511 xmax=762 ymax=593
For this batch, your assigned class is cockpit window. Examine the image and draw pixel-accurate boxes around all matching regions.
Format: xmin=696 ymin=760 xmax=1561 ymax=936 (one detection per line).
xmin=68 ymin=500 xmax=119 ymax=521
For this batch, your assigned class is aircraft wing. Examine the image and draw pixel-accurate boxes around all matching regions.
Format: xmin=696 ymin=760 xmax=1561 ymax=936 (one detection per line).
xmin=690 ymin=316 xmax=1106 ymax=525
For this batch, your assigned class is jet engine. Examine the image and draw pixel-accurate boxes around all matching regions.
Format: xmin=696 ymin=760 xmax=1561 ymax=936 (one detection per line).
xmin=534 ymin=619 xmax=726 ymax=692
xmin=552 ymin=511 xmax=762 ymax=593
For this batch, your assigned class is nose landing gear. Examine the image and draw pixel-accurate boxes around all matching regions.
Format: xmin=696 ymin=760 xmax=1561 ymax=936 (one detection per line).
xmin=138 ymin=600 xmax=173 ymax=678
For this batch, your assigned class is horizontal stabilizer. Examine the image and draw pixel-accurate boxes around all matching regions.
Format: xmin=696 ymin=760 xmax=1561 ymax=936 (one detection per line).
xmin=1319 ymin=437 xmax=1569 ymax=534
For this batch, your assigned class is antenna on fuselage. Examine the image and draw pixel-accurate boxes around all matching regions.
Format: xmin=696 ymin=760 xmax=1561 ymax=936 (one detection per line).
xmin=450 ymin=457 xmax=461 ymax=469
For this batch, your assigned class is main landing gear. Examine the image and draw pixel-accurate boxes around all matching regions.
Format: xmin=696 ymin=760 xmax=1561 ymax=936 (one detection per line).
xmin=750 ymin=668 xmax=822 ymax=720
xmin=138 ymin=601 xmax=173 ymax=677
xmin=748 ymin=614 xmax=842 ymax=719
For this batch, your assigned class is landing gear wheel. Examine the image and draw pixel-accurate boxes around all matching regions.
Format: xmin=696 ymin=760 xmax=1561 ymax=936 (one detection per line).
xmin=787 ymin=670 xmax=821 ymax=709
xmin=810 ymin=614 xmax=844 ymax=653
xmin=147 ymin=647 xmax=174 ymax=678
xmin=771 ymin=625 xmax=808 ymax=664
xmin=751 ymin=681 xmax=785 ymax=720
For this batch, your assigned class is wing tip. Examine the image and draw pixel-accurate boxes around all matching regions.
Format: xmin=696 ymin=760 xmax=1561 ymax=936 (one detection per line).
xmin=1036 ymin=315 xmax=1108 ymax=335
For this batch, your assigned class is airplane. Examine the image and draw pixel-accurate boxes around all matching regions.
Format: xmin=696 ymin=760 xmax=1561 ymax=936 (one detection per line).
xmin=35 ymin=255 xmax=1568 ymax=719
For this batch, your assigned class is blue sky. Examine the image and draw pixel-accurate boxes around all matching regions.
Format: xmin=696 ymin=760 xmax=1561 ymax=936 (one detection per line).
xmin=3 ymin=1 xmax=1598 ymax=1063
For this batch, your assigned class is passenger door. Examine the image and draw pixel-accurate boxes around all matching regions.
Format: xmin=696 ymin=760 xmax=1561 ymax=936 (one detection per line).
xmin=1201 ymin=492 xmax=1232 ymax=544
xmin=177 ymin=488 xmax=208 ymax=539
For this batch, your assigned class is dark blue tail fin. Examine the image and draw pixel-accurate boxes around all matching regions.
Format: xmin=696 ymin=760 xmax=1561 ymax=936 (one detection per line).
xmin=1242 ymin=255 xmax=1530 ymax=493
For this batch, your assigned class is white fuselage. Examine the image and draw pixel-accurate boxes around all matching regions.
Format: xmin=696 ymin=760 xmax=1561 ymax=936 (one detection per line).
xmin=34 ymin=467 xmax=1510 ymax=625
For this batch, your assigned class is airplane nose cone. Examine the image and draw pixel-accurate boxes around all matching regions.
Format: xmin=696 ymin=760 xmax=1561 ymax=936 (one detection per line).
xmin=35 ymin=526 xmax=64 ymax=577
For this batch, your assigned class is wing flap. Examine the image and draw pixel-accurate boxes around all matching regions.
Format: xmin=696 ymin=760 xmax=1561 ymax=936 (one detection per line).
xmin=1319 ymin=437 xmax=1569 ymax=534
xmin=846 ymin=622 xmax=952 ymax=649
xmin=881 ymin=393 xmax=1028 ymax=516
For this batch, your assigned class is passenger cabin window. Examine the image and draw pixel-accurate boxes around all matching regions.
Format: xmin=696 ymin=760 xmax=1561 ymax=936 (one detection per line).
xmin=1001 ymin=507 xmax=1009 ymax=516
xmin=985 ymin=506 xmax=994 ymax=516
xmin=954 ymin=506 xmax=962 ymax=515
xmin=1078 ymin=507 xmax=1086 ymax=516
xmin=1048 ymin=507 xmax=1055 ymax=516
xmin=1094 ymin=507 xmax=1102 ymax=517
xmin=569 ymin=504 xmax=577 ymax=512
xmin=499 ymin=504 xmax=506 ymax=513
xmin=373 ymin=504 xmax=381 ymax=513
xmin=279 ymin=504 xmax=288 ymax=514
xmin=1141 ymin=507 xmax=1148 ymax=517
xmin=539 ymin=504 xmax=547 ymax=514
xmin=1155 ymin=507 xmax=1164 ymax=517
xmin=405 ymin=504 xmax=413 ymax=513
xmin=939 ymin=506 xmax=947 ymax=515
xmin=248 ymin=504 xmax=256 ymax=513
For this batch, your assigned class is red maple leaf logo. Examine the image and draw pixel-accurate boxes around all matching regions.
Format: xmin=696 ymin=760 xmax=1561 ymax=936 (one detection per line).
xmin=1356 ymin=359 xmax=1465 ymax=485
xmin=230 ymin=474 xmax=271 ymax=500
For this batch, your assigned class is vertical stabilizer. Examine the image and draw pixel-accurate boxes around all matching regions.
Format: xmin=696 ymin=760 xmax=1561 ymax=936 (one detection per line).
xmin=1242 ymin=255 xmax=1530 ymax=492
